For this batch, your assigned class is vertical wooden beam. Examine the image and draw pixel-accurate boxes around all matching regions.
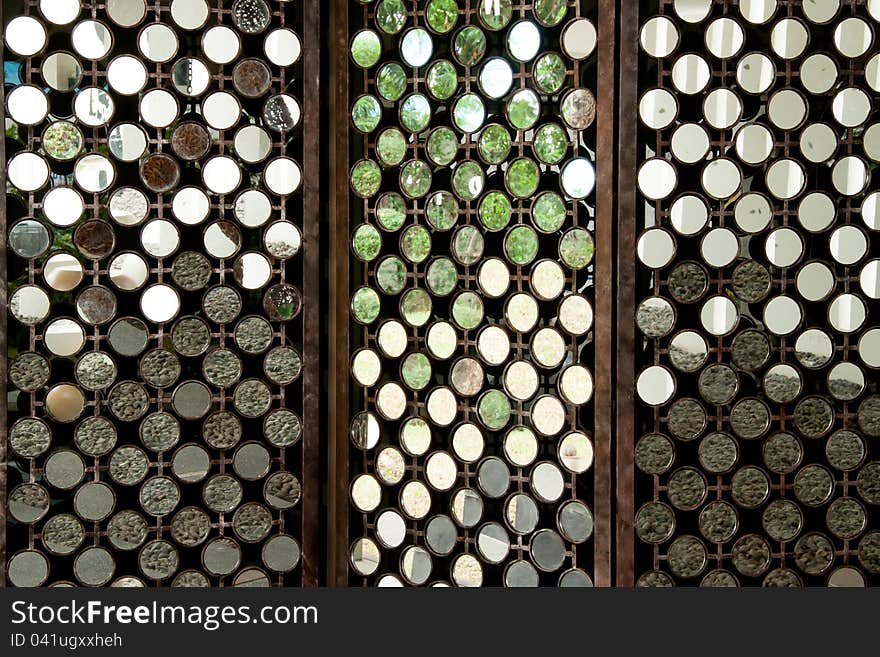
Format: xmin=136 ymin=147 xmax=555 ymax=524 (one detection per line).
xmin=593 ymin=0 xmax=617 ymax=588
xmin=327 ymin=0 xmax=351 ymax=587
xmin=300 ymin=0 xmax=322 ymax=588
xmin=615 ymin=0 xmax=640 ymax=587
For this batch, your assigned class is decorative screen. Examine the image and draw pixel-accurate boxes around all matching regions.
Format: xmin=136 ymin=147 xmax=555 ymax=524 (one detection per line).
xmin=345 ymin=0 xmax=601 ymax=587
xmin=634 ymin=0 xmax=880 ymax=587
xmin=3 ymin=0 xmax=317 ymax=587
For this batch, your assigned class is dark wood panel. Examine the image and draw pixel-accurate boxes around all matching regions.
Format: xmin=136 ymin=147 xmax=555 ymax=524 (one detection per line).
xmin=328 ymin=0 xmax=351 ymax=588
xmin=615 ymin=0 xmax=639 ymax=588
xmin=301 ymin=0 xmax=322 ymax=588
xmin=594 ymin=0 xmax=617 ymax=588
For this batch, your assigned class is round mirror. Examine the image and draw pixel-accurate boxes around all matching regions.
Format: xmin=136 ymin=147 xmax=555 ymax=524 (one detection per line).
xmin=108 ymin=55 xmax=148 ymax=95
xmin=637 ymin=366 xmax=676 ymax=406
xmin=202 ymin=25 xmax=240 ymax=64
xmin=42 ymin=52 xmax=83 ymax=92
xmin=7 ymin=152 xmax=49 ymax=192
xmin=72 ymin=20 xmax=113 ymax=59
xmin=671 ymin=53 xmax=710 ymax=94
xmin=6 ymin=85 xmax=49 ymax=125
xmin=108 ymin=123 xmax=148 ymax=162
xmin=641 ymin=16 xmax=679 ymax=58
xmin=140 ymin=88 xmax=178 ymax=127
xmin=562 ymin=18 xmax=597 ymax=60
xmin=764 ymin=295 xmax=803 ymax=336
xmin=705 ymin=17 xmax=744 ymax=58
xmin=171 ymin=57 xmax=210 ymax=96
xmin=139 ymin=22 xmax=179 ymax=62
xmin=5 ymin=16 xmax=47 ymax=56
xmin=737 ymin=52 xmax=775 ymax=94
xmin=701 ymin=296 xmax=738 ymax=336
xmin=640 ymin=88 xmax=678 ymax=130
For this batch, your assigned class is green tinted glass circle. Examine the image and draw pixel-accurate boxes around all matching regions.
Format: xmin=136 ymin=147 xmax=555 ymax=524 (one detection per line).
xmin=506 ymin=157 xmax=540 ymax=198
xmin=377 ymin=128 xmax=408 ymax=167
xmin=534 ymin=52 xmax=567 ymax=94
xmin=402 ymin=352 xmax=432 ymax=390
xmin=426 ymin=191 xmax=458 ymax=231
xmin=453 ymin=93 xmax=486 ymax=133
xmin=43 ymin=121 xmax=83 ymax=161
xmin=351 ymin=159 xmax=382 ymax=198
xmin=426 ymin=0 xmax=458 ymax=34
xmin=533 ymin=0 xmax=568 ymax=27
xmin=376 ymin=0 xmax=407 ymax=35
xmin=377 ymin=63 xmax=408 ymax=101
xmin=427 ymin=257 xmax=458 ymax=296
xmin=376 ymin=193 xmax=407 ymax=232
xmin=479 ymin=0 xmax=513 ymax=31
xmin=532 ymin=191 xmax=567 ymax=233
xmin=478 ymin=389 xmax=512 ymax=430
xmin=400 ymin=94 xmax=432 ymax=133
xmin=453 ymin=26 xmax=487 ymax=66
xmin=426 ymin=60 xmax=458 ymax=100
xmin=559 ymin=228 xmax=595 ymax=270
xmin=452 ymin=291 xmax=484 ymax=330
xmin=534 ymin=123 xmax=568 ymax=165
xmin=351 ymin=30 xmax=382 ymax=69
xmin=401 ymin=289 xmax=432 ymax=327
xmin=452 ymin=160 xmax=485 ymax=201
xmin=504 ymin=225 xmax=540 ymax=266
xmin=478 ymin=191 xmax=512 ymax=232
xmin=351 ymin=95 xmax=382 ymax=133
xmin=400 ymin=160 xmax=432 ymax=198
xmin=352 ymin=286 xmax=381 ymax=324
xmin=507 ymin=90 xmax=541 ymax=130
xmin=478 ymin=124 xmax=512 ymax=165
xmin=426 ymin=127 xmax=459 ymax=166
xmin=453 ymin=225 xmax=485 ymax=265
xmin=376 ymin=256 xmax=408 ymax=295
xmin=401 ymin=225 xmax=432 ymax=263
xmin=352 ymin=224 xmax=382 ymax=262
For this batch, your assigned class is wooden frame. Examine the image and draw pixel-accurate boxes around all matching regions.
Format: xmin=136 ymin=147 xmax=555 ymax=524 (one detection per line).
xmin=300 ymin=0 xmax=322 ymax=588
xmin=593 ymin=0 xmax=618 ymax=588
xmin=615 ymin=0 xmax=639 ymax=588
xmin=328 ymin=0 xmax=351 ymax=587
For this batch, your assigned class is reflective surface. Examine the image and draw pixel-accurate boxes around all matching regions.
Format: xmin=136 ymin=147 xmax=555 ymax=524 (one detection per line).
xmin=636 ymin=0 xmax=880 ymax=587
xmin=3 ymin=0 xmax=311 ymax=588
xmin=348 ymin=0 xmax=598 ymax=587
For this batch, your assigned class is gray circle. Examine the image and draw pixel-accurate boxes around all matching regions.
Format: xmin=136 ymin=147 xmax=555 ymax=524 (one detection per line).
xmin=233 ymin=442 xmax=271 ymax=481
xmin=171 ymin=444 xmax=212 ymax=483
xmin=74 ymin=481 xmax=116 ymax=522
xmin=558 ymin=500 xmax=594 ymax=543
xmin=9 ymin=550 xmax=50 ymax=587
xmin=172 ymin=380 xmax=213 ymax=419
xmin=44 ymin=450 xmax=86 ymax=490
xmin=262 ymin=534 xmax=301 ymax=573
xmin=9 ymin=483 xmax=50 ymax=524
xmin=425 ymin=515 xmax=457 ymax=555
xmin=203 ymin=537 xmax=242 ymax=576
xmin=530 ymin=529 xmax=566 ymax=572
xmin=74 ymin=546 xmax=115 ymax=586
